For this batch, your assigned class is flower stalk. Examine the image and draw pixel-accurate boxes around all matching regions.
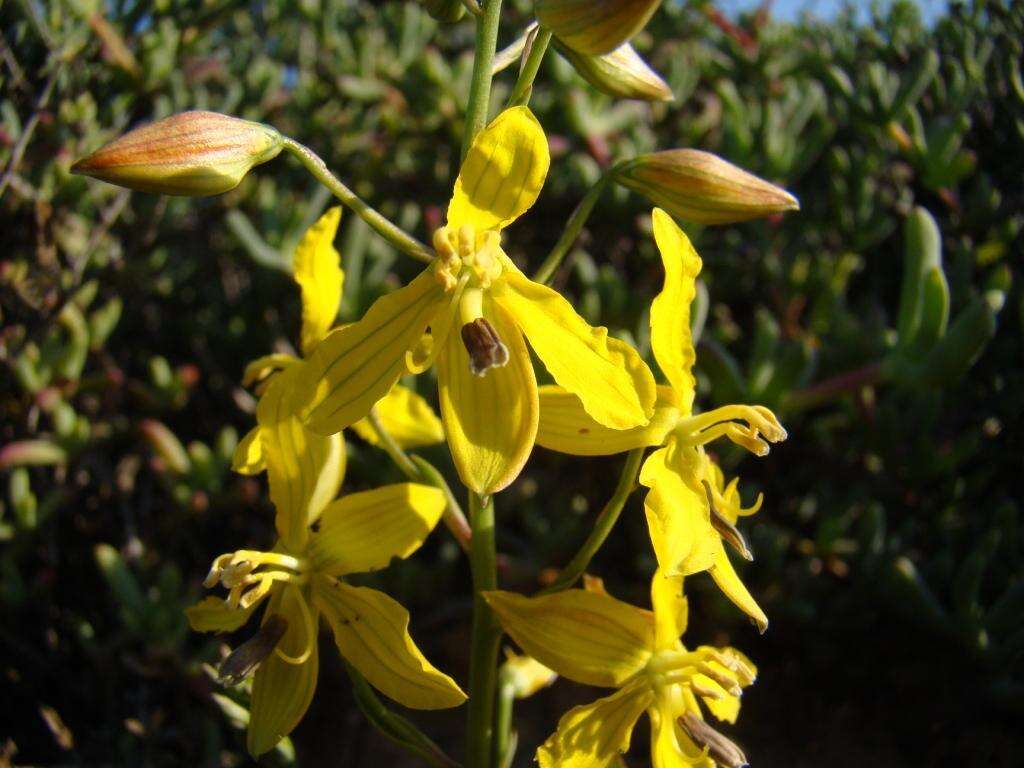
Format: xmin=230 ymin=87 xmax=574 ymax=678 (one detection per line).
xmin=281 ymin=137 xmax=434 ymax=263
xmin=538 ymin=447 xmax=645 ymax=594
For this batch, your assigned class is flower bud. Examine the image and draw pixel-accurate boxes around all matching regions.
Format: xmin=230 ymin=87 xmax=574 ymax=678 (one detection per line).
xmin=555 ymin=40 xmax=672 ymax=101
xmin=615 ymin=149 xmax=799 ymax=225
xmin=537 ymin=0 xmax=663 ymax=56
xmin=72 ymin=111 xmax=283 ymax=196
xmin=501 ymin=651 xmax=557 ymax=699
xmin=421 ymin=0 xmax=466 ymax=23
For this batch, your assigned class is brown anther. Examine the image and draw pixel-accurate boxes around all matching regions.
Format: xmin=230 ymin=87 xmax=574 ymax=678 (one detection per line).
xmin=678 ymin=714 xmax=749 ymax=768
xmin=704 ymin=481 xmax=753 ymax=561
xmin=218 ymin=614 xmax=288 ymax=684
xmin=461 ymin=318 xmax=509 ymax=377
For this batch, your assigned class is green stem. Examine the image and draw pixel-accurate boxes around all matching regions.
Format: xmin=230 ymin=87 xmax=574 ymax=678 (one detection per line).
xmin=532 ymin=166 xmax=620 ymax=284
xmin=466 ymin=491 xmax=502 ymax=768
xmin=282 ymin=138 xmax=434 ymax=263
xmin=506 ymin=27 xmax=552 ymax=107
xmin=492 ymin=671 xmax=517 ymax=768
xmin=367 ymin=408 xmax=472 ymax=552
xmin=539 ymin=448 xmax=645 ymax=595
xmin=461 ymin=0 xmax=504 ymax=159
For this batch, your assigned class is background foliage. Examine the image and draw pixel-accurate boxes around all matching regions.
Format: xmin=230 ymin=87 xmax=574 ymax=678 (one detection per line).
xmin=1 ymin=0 xmax=1021 ymax=765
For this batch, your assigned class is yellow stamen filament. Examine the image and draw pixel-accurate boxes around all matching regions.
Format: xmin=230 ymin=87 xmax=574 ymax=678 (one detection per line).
xmin=677 ymin=404 xmax=787 ymax=456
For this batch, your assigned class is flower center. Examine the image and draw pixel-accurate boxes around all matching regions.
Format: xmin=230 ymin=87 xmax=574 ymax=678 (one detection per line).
xmin=643 ymin=648 xmax=755 ymax=701
xmin=204 ymin=549 xmax=310 ymax=610
xmin=432 ymin=223 xmax=503 ymax=292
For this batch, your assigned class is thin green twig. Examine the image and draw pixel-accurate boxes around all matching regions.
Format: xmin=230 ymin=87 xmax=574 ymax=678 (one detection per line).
xmin=538 ymin=448 xmax=646 ymax=595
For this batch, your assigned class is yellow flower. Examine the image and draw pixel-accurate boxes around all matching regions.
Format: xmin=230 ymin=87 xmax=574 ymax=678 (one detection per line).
xmin=232 ymin=206 xmax=444 ymax=477
xmin=485 ymin=571 xmax=755 ymax=768
xmin=292 ymin=107 xmax=656 ymax=494
xmin=188 ymin=407 xmax=465 ymax=756
xmin=535 ymin=208 xmax=785 ymax=631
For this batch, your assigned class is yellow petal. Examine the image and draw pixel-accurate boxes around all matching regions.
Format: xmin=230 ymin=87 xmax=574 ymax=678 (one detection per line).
xmin=640 ymin=443 xmax=720 ymax=577
xmin=247 ymin=587 xmax=319 ymax=757
xmin=308 ymin=483 xmax=446 ymax=576
xmin=537 ymin=681 xmax=653 ymax=768
xmin=502 ymin=651 xmax=558 ymax=699
xmin=350 ymin=384 xmax=445 ymax=449
xmin=294 ymin=207 xmax=344 ymax=355
xmin=295 ymin=269 xmax=446 ymax=436
xmin=650 ymin=208 xmax=701 ymax=412
xmin=242 ymin=353 xmax=299 ymax=388
xmin=649 ymin=704 xmax=715 ymax=768
xmin=258 ymin=366 xmax=346 ymax=550
xmin=650 ymin=570 xmax=688 ymax=650
xmin=537 ymin=384 xmax=678 ymax=456
xmin=232 ymin=425 xmax=266 ymax=475
xmin=484 ymin=589 xmax=654 ymax=687
xmin=495 ymin=271 xmax=656 ymax=429
xmin=708 ymin=545 xmax=768 ymax=634
xmin=448 ymin=106 xmax=549 ymax=231
xmin=436 ymin=300 xmax=537 ymax=494
xmin=185 ymin=596 xmax=257 ymax=633
xmin=313 ymin=578 xmax=466 ymax=710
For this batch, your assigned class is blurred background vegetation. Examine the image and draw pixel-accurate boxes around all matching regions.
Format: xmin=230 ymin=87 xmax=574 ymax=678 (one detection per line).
xmin=1 ymin=0 xmax=1021 ymax=765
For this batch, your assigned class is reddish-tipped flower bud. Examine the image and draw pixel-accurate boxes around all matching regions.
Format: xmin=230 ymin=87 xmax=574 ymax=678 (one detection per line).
xmin=71 ymin=111 xmax=283 ymax=196
xmin=537 ymin=0 xmax=663 ymax=56
xmin=615 ymin=149 xmax=800 ymax=225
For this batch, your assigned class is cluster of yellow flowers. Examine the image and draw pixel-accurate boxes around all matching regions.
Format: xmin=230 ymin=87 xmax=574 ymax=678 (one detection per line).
xmin=73 ymin=7 xmax=799 ymax=758
xmin=157 ymin=107 xmax=784 ymax=763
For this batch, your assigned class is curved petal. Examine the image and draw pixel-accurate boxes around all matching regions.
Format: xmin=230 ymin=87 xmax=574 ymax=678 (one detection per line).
xmin=708 ymin=546 xmax=768 ymax=634
xmin=313 ymin=578 xmax=466 ymax=710
xmin=258 ymin=366 xmax=346 ymax=550
xmin=350 ymin=384 xmax=445 ymax=449
xmin=436 ymin=299 xmax=537 ymax=494
xmin=294 ymin=207 xmax=344 ymax=355
xmin=537 ymin=681 xmax=653 ymax=768
xmin=650 ymin=570 xmax=688 ymax=650
xmin=494 ymin=271 xmax=656 ymax=429
xmin=650 ymin=208 xmax=701 ymax=412
xmin=247 ymin=587 xmax=319 ymax=757
xmin=640 ymin=443 xmax=720 ymax=578
xmin=232 ymin=425 xmax=266 ymax=475
xmin=242 ymin=353 xmax=299 ymax=388
xmin=448 ymin=106 xmax=549 ymax=232
xmin=294 ymin=269 xmax=446 ymax=436
xmin=186 ymin=596 xmax=257 ymax=633
xmin=649 ymin=704 xmax=715 ymax=768
xmin=537 ymin=384 xmax=677 ymax=456
xmin=308 ymin=483 xmax=446 ymax=576
xmin=484 ymin=589 xmax=654 ymax=687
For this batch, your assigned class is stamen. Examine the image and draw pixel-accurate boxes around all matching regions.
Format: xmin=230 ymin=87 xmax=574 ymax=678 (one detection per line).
xmin=678 ymin=714 xmax=749 ymax=768
xmin=461 ymin=318 xmax=510 ymax=377
xmin=218 ymin=614 xmax=289 ymax=685
xmin=703 ymin=482 xmax=753 ymax=561
xmin=696 ymin=662 xmax=743 ymax=697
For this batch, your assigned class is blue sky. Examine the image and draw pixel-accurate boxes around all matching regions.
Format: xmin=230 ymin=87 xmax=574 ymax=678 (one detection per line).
xmin=717 ymin=0 xmax=949 ymax=23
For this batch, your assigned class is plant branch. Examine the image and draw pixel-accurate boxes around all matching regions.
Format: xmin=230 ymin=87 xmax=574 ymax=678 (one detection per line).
xmin=465 ymin=490 xmax=502 ymax=768
xmin=506 ymin=27 xmax=552 ymax=107
xmin=282 ymin=138 xmax=434 ymax=263
xmin=461 ymin=0 xmax=504 ymax=159
xmin=539 ymin=448 xmax=645 ymax=595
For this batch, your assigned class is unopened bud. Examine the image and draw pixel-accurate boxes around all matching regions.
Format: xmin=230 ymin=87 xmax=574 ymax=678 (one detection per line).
xmin=555 ymin=40 xmax=672 ymax=102
xmin=218 ymin=615 xmax=288 ymax=684
xmin=678 ymin=714 xmax=748 ymax=768
xmin=421 ymin=0 xmax=466 ymax=23
xmin=461 ymin=318 xmax=509 ymax=377
xmin=72 ymin=111 xmax=283 ymax=196
xmin=615 ymin=149 xmax=799 ymax=225
xmin=537 ymin=0 xmax=663 ymax=56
